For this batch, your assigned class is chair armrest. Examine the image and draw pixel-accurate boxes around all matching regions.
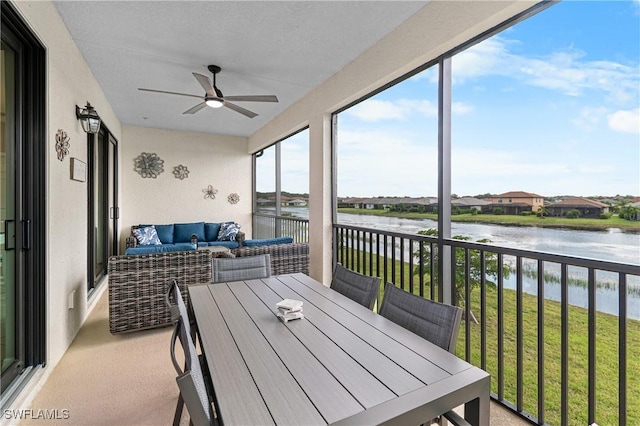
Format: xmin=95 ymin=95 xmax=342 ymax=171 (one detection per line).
xmin=126 ymin=236 xmax=138 ymax=248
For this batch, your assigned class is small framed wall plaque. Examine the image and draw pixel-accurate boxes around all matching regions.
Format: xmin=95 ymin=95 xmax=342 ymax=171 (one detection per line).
xmin=70 ymin=157 xmax=86 ymax=182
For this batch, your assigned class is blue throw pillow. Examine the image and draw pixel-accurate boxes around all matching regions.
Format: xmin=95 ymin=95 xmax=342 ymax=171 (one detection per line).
xmin=154 ymin=224 xmax=174 ymax=244
xmin=205 ymin=223 xmax=222 ymax=242
xmin=174 ymin=222 xmax=205 ymax=243
xmin=217 ymin=222 xmax=241 ymax=241
xmin=132 ymin=226 xmax=161 ymax=246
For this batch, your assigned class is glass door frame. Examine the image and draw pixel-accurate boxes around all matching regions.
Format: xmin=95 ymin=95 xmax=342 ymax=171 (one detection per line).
xmin=87 ymin=124 xmax=118 ymax=294
xmin=0 ymin=1 xmax=46 ymax=402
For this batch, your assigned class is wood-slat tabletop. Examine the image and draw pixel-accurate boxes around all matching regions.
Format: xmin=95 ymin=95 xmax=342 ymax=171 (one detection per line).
xmin=188 ymin=273 xmax=490 ymax=426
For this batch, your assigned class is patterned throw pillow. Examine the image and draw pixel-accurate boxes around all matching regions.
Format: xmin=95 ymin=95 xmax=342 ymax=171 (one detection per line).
xmin=132 ymin=225 xmax=162 ymax=246
xmin=217 ymin=222 xmax=241 ymax=241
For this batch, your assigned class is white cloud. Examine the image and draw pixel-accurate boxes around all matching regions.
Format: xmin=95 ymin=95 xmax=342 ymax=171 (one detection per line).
xmin=452 ymin=102 xmax=474 ymax=115
xmin=454 ymin=36 xmax=639 ymax=105
xmin=345 ymin=99 xmax=438 ymax=122
xmin=608 ymin=108 xmax=640 ymax=134
xmin=336 ymin=129 xmax=438 ymax=196
xmin=345 ymin=98 xmax=472 ymax=122
xmin=570 ymin=107 xmax=608 ymax=132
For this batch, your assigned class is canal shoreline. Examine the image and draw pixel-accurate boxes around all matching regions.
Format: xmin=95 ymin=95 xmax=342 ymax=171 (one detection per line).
xmin=336 ymin=208 xmax=640 ymax=233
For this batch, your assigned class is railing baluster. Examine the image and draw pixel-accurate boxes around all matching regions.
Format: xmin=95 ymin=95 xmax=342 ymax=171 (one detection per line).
xmin=419 ymin=241 xmax=424 ymax=298
xmin=400 ymin=237 xmax=405 ymax=291
xmin=409 ymin=240 xmax=414 ymax=295
xmin=391 ymin=236 xmax=396 ymax=285
xmin=561 ymin=263 xmax=568 ymax=426
xmin=588 ymin=267 xmax=596 ymax=425
xmin=369 ymin=231 xmax=373 ymax=277
xmin=376 ymin=233 xmax=380 ymax=279
xmin=498 ymin=253 xmax=504 ymax=401
xmin=537 ymin=259 xmax=545 ymax=424
xmin=383 ymin=234 xmax=388 ymax=284
xmin=619 ymin=273 xmax=627 ymax=425
xmin=430 ymin=242 xmax=435 ymax=301
xmin=465 ymin=248 xmax=471 ymax=362
xmin=516 ymin=256 xmax=523 ymax=412
xmin=480 ymin=251 xmax=487 ymax=371
xmin=356 ymin=230 xmax=361 ymax=272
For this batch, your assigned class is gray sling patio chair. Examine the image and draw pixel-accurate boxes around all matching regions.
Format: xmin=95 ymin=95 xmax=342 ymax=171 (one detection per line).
xmin=330 ymin=264 xmax=381 ymax=310
xmin=378 ymin=282 xmax=465 ymax=425
xmin=211 ymin=254 xmax=271 ymax=283
xmin=379 ymin=281 xmax=462 ymax=352
xmin=167 ymin=280 xmax=217 ymax=426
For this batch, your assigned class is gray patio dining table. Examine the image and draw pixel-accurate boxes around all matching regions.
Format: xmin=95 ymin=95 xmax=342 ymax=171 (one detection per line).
xmin=188 ymin=273 xmax=490 ymax=426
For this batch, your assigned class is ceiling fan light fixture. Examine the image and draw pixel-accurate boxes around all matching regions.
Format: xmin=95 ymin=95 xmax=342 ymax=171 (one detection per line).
xmin=205 ymin=97 xmax=224 ymax=108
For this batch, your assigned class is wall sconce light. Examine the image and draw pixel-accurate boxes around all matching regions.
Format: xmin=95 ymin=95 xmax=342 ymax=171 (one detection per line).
xmin=75 ymin=102 xmax=101 ymax=134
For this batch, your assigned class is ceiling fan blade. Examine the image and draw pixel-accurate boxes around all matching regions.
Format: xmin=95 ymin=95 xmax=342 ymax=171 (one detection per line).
xmin=138 ymin=88 xmax=202 ymax=99
xmin=224 ymin=102 xmax=258 ymax=119
xmin=192 ymin=73 xmax=216 ymax=97
xmin=223 ymin=95 xmax=279 ymax=103
xmin=183 ymin=102 xmax=207 ymax=115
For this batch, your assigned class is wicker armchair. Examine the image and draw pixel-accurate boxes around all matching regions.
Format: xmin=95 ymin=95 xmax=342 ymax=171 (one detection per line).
xmin=108 ymin=250 xmax=212 ymax=334
xmin=232 ymin=243 xmax=309 ymax=276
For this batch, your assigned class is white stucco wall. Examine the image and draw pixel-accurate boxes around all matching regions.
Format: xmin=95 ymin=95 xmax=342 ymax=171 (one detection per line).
xmin=11 ymin=0 xmax=122 ymax=369
xmin=120 ymin=125 xmax=252 ymax=248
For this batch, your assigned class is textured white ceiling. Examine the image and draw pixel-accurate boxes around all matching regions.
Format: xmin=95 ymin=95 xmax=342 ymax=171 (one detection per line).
xmin=53 ymin=1 xmax=429 ymax=137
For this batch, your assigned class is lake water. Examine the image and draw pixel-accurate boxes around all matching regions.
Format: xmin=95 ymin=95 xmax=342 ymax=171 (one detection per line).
xmin=273 ymin=207 xmax=640 ymax=319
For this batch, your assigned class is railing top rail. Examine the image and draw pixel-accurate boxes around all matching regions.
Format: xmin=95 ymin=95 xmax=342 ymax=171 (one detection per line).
xmin=334 ymin=222 xmax=640 ymax=275
xmin=254 ymin=212 xmax=309 ymax=223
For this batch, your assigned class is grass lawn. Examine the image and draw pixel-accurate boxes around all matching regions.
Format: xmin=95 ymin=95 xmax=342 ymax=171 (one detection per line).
xmin=337 ymin=208 xmax=640 ymax=232
xmin=340 ymin=248 xmax=639 ymax=426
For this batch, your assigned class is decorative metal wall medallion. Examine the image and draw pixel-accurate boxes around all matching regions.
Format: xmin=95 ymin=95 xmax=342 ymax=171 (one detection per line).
xmin=228 ymin=193 xmax=240 ymax=204
xmin=203 ymin=185 xmax=218 ymax=199
xmin=55 ymin=129 xmax=70 ymax=161
xmin=173 ymin=164 xmax=190 ymax=180
xmin=134 ymin=152 xmax=164 ymax=178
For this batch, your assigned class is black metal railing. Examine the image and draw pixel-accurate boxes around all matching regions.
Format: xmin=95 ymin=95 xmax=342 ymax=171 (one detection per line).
xmin=253 ymin=212 xmax=309 ymax=243
xmin=334 ymin=223 xmax=640 ymax=426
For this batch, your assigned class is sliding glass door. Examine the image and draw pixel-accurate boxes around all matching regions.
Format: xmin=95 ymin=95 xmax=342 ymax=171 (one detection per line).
xmin=1 ymin=1 xmax=46 ymax=400
xmin=1 ymin=34 xmax=22 ymax=391
xmin=87 ymin=126 xmax=118 ymax=293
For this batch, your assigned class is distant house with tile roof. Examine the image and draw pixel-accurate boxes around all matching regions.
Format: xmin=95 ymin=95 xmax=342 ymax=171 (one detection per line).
xmin=485 ymin=191 xmax=545 ymax=215
xmin=548 ymin=196 xmax=609 ymax=218
xmin=452 ymin=197 xmax=491 ymax=212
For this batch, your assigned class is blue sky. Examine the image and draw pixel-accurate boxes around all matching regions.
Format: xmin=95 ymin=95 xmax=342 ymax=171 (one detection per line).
xmin=267 ymin=1 xmax=640 ymax=198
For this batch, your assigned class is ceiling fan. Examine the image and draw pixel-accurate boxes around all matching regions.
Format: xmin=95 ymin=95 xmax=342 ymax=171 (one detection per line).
xmin=138 ymin=65 xmax=279 ymax=118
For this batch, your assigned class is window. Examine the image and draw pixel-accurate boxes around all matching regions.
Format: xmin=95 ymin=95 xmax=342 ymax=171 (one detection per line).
xmin=254 ymin=129 xmax=309 ymax=240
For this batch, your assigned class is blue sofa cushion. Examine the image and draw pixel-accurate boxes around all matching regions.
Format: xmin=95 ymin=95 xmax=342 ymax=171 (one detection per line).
xmin=132 ymin=226 xmax=161 ymax=246
xmin=243 ymin=237 xmax=293 ymax=247
xmin=205 ymin=222 xmax=222 ymax=242
xmin=154 ymin=224 xmax=175 ymax=244
xmin=217 ymin=221 xmax=241 ymax=241
xmin=174 ymin=222 xmax=205 ymax=243
xmin=207 ymin=241 xmax=239 ymax=249
xmin=125 ymin=242 xmax=194 ymax=255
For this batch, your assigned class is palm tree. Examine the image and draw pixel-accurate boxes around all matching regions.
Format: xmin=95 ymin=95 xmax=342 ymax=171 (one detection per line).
xmin=536 ymin=205 xmax=548 ymax=218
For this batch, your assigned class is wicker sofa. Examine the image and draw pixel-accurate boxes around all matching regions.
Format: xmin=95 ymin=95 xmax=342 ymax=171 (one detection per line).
xmin=108 ymin=242 xmax=310 ymax=334
xmin=234 ymin=242 xmax=309 ymax=276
